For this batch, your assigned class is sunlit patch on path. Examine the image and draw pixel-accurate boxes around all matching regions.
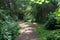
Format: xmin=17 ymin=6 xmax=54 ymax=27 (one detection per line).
xmin=15 ymin=21 xmax=37 ymax=40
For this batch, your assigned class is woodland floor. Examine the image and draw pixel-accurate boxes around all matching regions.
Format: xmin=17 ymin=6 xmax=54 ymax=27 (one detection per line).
xmin=15 ymin=21 xmax=37 ymax=40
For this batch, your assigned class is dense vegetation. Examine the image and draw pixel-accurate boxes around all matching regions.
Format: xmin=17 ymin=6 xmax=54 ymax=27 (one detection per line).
xmin=0 ymin=0 xmax=20 ymax=40
xmin=0 ymin=0 xmax=60 ymax=40
xmin=36 ymin=0 xmax=60 ymax=40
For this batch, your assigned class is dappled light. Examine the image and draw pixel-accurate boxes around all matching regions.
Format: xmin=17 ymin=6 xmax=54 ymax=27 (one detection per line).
xmin=0 ymin=0 xmax=60 ymax=40
xmin=30 ymin=0 xmax=50 ymax=4
xmin=45 ymin=1 xmax=50 ymax=3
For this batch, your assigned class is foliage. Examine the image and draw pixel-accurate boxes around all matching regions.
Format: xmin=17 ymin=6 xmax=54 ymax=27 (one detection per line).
xmin=0 ymin=9 xmax=20 ymax=40
xmin=44 ymin=13 xmax=56 ymax=30
xmin=16 ymin=0 xmax=58 ymax=23
xmin=36 ymin=24 xmax=60 ymax=40
xmin=44 ymin=2 xmax=60 ymax=29
xmin=47 ymin=31 xmax=60 ymax=40
xmin=0 ymin=20 xmax=20 ymax=40
xmin=0 ymin=14 xmax=19 ymax=40
xmin=34 ymin=0 xmax=58 ymax=23
xmin=30 ymin=0 xmax=50 ymax=4
xmin=0 ymin=0 xmax=60 ymax=40
xmin=0 ymin=0 xmax=20 ymax=40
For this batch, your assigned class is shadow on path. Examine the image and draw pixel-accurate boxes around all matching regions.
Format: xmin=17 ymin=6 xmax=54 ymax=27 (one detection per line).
xmin=15 ymin=21 xmax=37 ymax=40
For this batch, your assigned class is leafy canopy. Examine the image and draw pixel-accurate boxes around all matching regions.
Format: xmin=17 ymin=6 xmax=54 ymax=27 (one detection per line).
xmin=30 ymin=0 xmax=50 ymax=4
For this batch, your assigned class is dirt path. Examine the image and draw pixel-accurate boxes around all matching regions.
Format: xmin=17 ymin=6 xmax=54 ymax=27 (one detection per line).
xmin=15 ymin=22 xmax=37 ymax=40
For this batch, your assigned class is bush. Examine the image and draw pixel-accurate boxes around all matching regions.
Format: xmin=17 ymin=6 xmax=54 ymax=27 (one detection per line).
xmin=47 ymin=31 xmax=60 ymax=40
xmin=44 ymin=13 xmax=56 ymax=30
xmin=0 ymin=10 xmax=20 ymax=40
xmin=0 ymin=21 xmax=20 ymax=40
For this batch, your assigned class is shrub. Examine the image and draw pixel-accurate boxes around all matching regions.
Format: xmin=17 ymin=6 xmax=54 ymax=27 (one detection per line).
xmin=0 ymin=10 xmax=20 ymax=40
xmin=0 ymin=21 xmax=20 ymax=40
xmin=44 ymin=13 xmax=56 ymax=30
xmin=46 ymin=31 xmax=60 ymax=40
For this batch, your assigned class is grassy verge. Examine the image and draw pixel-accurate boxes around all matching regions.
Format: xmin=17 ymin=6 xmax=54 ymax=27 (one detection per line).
xmin=36 ymin=24 xmax=60 ymax=40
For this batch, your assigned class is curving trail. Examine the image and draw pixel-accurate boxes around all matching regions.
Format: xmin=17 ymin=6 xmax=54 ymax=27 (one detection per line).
xmin=15 ymin=21 xmax=37 ymax=40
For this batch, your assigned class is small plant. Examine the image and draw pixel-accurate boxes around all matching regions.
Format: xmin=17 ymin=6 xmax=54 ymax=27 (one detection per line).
xmin=0 ymin=21 xmax=20 ymax=40
xmin=0 ymin=10 xmax=20 ymax=40
xmin=47 ymin=31 xmax=60 ymax=40
xmin=45 ymin=13 xmax=56 ymax=30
